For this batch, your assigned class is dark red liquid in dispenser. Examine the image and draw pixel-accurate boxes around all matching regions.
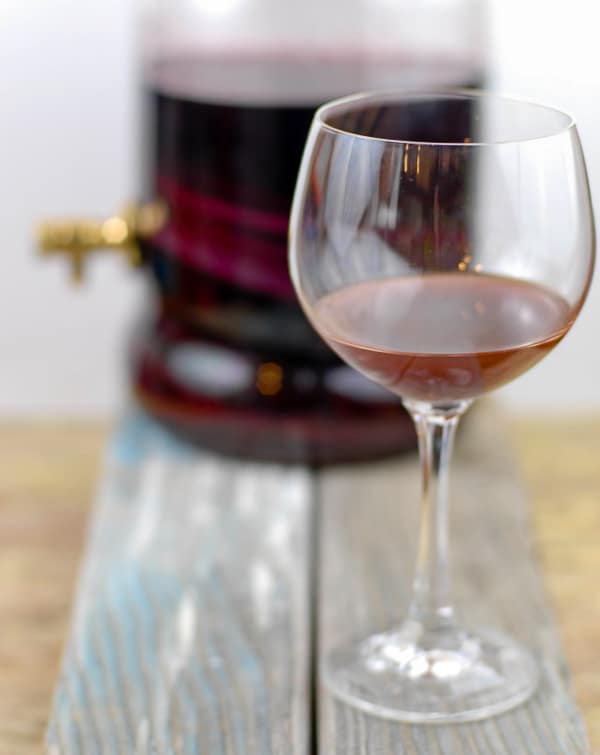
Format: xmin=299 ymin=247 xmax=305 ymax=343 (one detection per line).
xmin=133 ymin=56 xmax=482 ymax=463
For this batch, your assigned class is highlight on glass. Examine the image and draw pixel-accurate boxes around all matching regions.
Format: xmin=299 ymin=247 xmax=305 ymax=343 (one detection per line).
xmin=289 ymin=91 xmax=595 ymax=723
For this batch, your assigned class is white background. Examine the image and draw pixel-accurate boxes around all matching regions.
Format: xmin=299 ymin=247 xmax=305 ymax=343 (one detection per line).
xmin=0 ymin=0 xmax=598 ymax=418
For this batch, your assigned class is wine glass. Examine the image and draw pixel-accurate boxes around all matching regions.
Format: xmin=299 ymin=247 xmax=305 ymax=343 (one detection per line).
xmin=289 ymin=91 xmax=595 ymax=723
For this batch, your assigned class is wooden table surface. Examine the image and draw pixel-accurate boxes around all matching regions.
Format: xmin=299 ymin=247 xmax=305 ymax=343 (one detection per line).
xmin=513 ymin=418 xmax=600 ymax=750
xmin=0 ymin=417 xmax=598 ymax=754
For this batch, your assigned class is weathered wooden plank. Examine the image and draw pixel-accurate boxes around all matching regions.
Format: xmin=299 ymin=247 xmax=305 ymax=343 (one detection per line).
xmin=318 ymin=406 xmax=590 ymax=754
xmin=1 ymin=417 xmax=598 ymax=754
xmin=45 ymin=413 xmax=313 ymax=755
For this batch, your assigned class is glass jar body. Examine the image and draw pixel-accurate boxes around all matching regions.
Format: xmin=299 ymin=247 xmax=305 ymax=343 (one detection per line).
xmin=133 ymin=0 xmax=486 ymax=462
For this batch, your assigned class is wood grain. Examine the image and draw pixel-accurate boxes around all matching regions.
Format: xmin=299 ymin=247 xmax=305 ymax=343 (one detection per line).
xmin=0 ymin=423 xmax=106 ymax=755
xmin=0 ymin=414 xmax=597 ymax=753
xmin=44 ymin=413 xmax=313 ymax=754
xmin=513 ymin=417 xmax=600 ymax=753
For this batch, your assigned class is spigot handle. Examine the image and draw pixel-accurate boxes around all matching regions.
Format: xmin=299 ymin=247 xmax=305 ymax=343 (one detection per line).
xmin=37 ymin=201 xmax=167 ymax=284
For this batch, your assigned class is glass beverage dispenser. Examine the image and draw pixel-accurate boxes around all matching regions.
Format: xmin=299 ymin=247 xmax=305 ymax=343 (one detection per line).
xmin=39 ymin=0 xmax=486 ymax=463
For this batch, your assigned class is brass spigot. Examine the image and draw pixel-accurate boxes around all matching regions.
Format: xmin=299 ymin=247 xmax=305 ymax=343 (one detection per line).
xmin=37 ymin=201 xmax=168 ymax=283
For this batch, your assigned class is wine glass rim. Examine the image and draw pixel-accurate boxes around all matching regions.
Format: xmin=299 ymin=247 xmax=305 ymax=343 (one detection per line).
xmin=314 ymin=89 xmax=576 ymax=147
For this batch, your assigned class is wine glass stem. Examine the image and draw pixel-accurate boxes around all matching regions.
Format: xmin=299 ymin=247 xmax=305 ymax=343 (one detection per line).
xmin=403 ymin=399 xmax=473 ymax=647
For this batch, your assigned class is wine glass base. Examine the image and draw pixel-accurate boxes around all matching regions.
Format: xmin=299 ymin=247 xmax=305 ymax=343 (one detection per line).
xmin=323 ymin=625 xmax=539 ymax=724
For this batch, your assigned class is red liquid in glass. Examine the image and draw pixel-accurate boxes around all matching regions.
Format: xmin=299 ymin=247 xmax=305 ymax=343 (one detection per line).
xmin=315 ymin=273 xmax=573 ymax=403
